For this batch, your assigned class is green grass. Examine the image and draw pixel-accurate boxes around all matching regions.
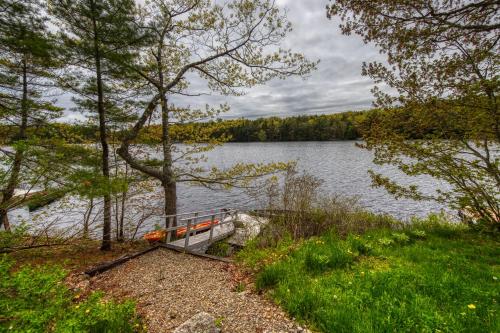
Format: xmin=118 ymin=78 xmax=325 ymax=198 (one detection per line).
xmin=0 ymin=255 xmax=143 ymax=333
xmin=240 ymin=221 xmax=499 ymax=332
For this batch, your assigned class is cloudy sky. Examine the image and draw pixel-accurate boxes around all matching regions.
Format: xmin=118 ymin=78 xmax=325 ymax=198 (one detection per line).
xmin=59 ymin=0 xmax=385 ymax=122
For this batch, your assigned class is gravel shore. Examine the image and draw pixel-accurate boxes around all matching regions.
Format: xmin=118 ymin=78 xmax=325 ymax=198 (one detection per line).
xmin=89 ymin=248 xmax=308 ymax=333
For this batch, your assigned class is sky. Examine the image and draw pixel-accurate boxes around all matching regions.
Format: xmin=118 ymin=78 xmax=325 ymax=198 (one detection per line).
xmin=59 ymin=0 xmax=385 ymax=122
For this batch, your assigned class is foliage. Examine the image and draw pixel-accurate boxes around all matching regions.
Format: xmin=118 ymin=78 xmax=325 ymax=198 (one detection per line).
xmin=4 ymin=108 xmax=476 ymax=144
xmin=0 ymin=0 xmax=62 ymax=231
xmin=253 ymin=169 xmax=396 ymax=247
xmin=244 ymin=218 xmax=500 ymax=332
xmin=0 ymin=224 xmax=27 ymax=251
xmin=206 ymin=240 xmax=231 ymax=257
xmin=0 ymin=255 xmax=142 ymax=332
xmin=139 ymin=112 xmax=362 ymax=142
xmin=328 ymin=0 xmax=500 ymax=231
xmin=115 ymin=0 xmax=317 ymax=218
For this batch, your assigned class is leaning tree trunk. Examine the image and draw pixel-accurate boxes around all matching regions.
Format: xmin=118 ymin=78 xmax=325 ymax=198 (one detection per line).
xmin=91 ymin=3 xmax=112 ymax=251
xmin=0 ymin=57 xmax=29 ymax=231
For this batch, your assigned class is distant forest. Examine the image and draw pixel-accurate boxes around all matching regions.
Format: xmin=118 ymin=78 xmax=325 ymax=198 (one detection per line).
xmin=0 ymin=110 xmax=367 ymax=144
xmin=1 ymin=108 xmax=452 ymax=144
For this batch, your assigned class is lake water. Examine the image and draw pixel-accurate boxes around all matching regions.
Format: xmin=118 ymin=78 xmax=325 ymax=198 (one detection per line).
xmin=8 ymin=141 xmax=452 ymax=237
xmin=175 ymin=141 xmax=450 ymax=218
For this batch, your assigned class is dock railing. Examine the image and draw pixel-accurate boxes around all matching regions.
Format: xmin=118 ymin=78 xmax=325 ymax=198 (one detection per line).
xmin=160 ymin=208 xmax=238 ymax=251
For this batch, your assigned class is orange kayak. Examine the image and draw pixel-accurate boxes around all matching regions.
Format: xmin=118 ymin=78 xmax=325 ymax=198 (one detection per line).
xmin=176 ymin=219 xmax=220 ymax=237
xmin=144 ymin=230 xmax=167 ymax=243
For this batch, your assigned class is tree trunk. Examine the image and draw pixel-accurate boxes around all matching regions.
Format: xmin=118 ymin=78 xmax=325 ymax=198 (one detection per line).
xmin=0 ymin=57 xmax=29 ymax=231
xmin=160 ymin=96 xmax=177 ymax=221
xmin=83 ymin=197 xmax=94 ymax=239
xmin=117 ymin=163 xmax=128 ymax=242
xmin=91 ymin=1 xmax=112 ymax=251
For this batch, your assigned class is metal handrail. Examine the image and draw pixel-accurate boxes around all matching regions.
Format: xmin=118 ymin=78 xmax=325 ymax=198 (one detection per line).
xmin=160 ymin=208 xmax=230 ymax=219
xmin=178 ymin=210 xmax=237 ymax=222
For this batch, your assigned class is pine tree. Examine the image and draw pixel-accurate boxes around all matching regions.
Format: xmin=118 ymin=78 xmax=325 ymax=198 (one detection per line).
xmin=50 ymin=0 xmax=145 ymax=250
xmin=0 ymin=0 xmax=62 ymax=230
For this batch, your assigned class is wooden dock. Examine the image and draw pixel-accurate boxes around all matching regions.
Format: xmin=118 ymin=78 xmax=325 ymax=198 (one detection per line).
xmin=86 ymin=209 xmax=240 ymax=276
xmin=162 ymin=209 xmax=238 ymax=253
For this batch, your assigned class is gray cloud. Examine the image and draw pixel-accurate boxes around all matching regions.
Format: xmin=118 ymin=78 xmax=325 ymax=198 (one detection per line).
xmin=57 ymin=0 xmax=385 ymax=122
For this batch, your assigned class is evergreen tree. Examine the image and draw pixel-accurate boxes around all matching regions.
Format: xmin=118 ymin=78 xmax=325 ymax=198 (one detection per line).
xmin=0 ymin=0 xmax=61 ymax=230
xmin=50 ymin=0 xmax=144 ymax=250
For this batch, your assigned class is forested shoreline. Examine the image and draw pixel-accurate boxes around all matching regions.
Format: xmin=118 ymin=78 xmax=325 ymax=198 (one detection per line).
xmin=0 ymin=108 xmax=457 ymax=144
xmin=0 ymin=111 xmax=360 ymax=143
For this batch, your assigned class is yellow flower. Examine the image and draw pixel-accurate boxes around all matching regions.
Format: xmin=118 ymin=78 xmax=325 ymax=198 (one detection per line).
xmin=85 ymin=309 xmax=90 ymax=314
xmin=468 ymin=304 xmax=476 ymax=309
xmin=75 ymin=305 xmax=80 ymax=309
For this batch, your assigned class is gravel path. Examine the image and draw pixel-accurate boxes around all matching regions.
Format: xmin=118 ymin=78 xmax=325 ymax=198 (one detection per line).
xmin=89 ymin=248 xmax=307 ymax=333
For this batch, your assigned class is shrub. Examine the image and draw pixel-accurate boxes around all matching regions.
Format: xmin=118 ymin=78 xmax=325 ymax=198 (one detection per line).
xmin=0 ymin=255 xmax=142 ymax=333
xmin=255 ymin=168 xmax=396 ymax=247
xmin=409 ymin=229 xmax=426 ymax=239
xmin=347 ymin=235 xmax=373 ymax=255
xmin=206 ymin=240 xmax=231 ymax=257
xmin=0 ymin=224 xmax=28 ymax=252
xmin=256 ymin=263 xmax=290 ymax=290
xmin=391 ymin=232 xmax=410 ymax=244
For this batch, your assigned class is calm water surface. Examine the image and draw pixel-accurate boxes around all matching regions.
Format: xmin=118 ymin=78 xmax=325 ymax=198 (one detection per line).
xmin=175 ymin=142 xmax=450 ymax=219
xmin=9 ymin=142 xmax=451 ymax=237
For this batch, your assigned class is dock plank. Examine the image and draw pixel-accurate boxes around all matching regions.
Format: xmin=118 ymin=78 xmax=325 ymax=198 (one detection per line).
xmin=167 ymin=220 xmax=235 ymax=252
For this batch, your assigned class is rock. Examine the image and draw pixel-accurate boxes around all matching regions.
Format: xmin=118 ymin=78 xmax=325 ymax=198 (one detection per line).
xmin=173 ymin=312 xmax=220 ymax=333
xmin=227 ymin=213 xmax=269 ymax=247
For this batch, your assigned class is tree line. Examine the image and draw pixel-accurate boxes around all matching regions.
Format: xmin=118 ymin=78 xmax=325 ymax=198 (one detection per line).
xmin=2 ymin=107 xmax=465 ymax=145
xmin=0 ymin=111 xmax=361 ymax=143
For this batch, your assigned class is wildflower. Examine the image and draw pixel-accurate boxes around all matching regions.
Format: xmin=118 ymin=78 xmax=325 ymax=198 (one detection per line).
xmin=468 ymin=304 xmax=476 ymax=310
xmin=85 ymin=309 xmax=90 ymax=314
xmin=75 ymin=305 xmax=80 ymax=309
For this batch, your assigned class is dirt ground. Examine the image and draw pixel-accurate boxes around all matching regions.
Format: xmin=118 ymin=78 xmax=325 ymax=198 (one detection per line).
xmin=10 ymin=240 xmax=149 ymax=271
xmin=87 ymin=248 xmax=309 ymax=333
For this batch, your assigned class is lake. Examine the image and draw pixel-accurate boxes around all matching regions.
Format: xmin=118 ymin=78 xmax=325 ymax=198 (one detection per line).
xmin=8 ymin=141 xmax=451 ymax=237
xmin=174 ymin=141 xmax=450 ymax=218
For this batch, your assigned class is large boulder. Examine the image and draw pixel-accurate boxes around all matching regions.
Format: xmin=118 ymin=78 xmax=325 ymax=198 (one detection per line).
xmin=226 ymin=213 xmax=269 ymax=247
xmin=173 ymin=312 xmax=220 ymax=333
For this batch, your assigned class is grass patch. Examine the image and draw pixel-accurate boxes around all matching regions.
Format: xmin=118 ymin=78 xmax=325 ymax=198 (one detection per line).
xmin=242 ymin=220 xmax=499 ymax=332
xmin=0 ymin=255 xmax=143 ymax=332
xmin=206 ymin=240 xmax=231 ymax=257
